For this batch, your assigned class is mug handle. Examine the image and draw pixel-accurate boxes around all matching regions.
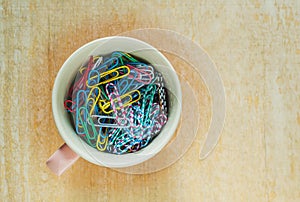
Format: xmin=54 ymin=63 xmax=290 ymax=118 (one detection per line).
xmin=46 ymin=143 xmax=79 ymax=176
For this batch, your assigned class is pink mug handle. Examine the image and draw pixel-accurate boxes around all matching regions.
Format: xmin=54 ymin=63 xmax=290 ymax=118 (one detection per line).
xmin=46 ymin=143 xmax=79 ymax=176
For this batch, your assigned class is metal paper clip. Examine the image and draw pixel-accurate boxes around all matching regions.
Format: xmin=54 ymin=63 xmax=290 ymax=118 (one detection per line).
xmin=91 ymin=56 xmax=103 ymax=70
xmin=99 ymin=89 xmax=141 ymax=114
xmin=91 ymin=114 xmax=130 ymax=128
xmin=95 ymin=56 xmax=119 ymax=72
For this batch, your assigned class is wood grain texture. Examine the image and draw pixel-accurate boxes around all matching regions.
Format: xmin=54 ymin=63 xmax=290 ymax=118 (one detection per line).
xmin=0 ymin=0 xmax=299 ymax=201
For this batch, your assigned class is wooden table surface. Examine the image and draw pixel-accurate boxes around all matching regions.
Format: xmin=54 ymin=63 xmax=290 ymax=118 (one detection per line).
xmin=1 ymin=0 xmax=299 ymax=201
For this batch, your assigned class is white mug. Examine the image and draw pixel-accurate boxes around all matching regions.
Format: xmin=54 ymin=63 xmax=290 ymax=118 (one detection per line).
xmin=47 ymin=36 xmax=182 ymax=175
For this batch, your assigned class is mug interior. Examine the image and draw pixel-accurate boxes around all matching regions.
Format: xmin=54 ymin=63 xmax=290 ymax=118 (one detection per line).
xmin=52 ymin=36 xmax=182 ymax=167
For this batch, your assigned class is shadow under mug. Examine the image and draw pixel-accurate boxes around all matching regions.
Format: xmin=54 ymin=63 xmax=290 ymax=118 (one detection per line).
xmin=47 ymin=36 xmax=182 ymax=176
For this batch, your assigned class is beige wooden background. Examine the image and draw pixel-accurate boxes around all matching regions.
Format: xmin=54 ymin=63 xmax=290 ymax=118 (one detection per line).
xmin=1 ymin=0 xmax=299 ymax=201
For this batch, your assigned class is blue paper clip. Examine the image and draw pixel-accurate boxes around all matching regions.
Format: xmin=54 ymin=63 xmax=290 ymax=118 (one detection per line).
xmin=116 ymin=69 xmax=141 ymax=95
xmin=87 ymin=69 xmax=101 ymax=87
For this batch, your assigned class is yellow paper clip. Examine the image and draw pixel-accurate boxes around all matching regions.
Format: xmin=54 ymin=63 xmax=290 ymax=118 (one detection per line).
xmin=96 ymin=134 xmax=108 ymax=151
xmin=96 ymin=128 xmax=108 ymax=151
xmin=86 ymin=87 xmax=101 ymax=115
xmin=86 ymin=65 xmax=130 ymax=88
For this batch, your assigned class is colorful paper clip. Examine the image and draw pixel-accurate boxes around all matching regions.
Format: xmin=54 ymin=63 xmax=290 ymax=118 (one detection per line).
xmin=64 ymin=51 xmax=169 ymax=154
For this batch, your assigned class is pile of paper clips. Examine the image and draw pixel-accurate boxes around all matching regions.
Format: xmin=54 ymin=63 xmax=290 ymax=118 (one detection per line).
xmin=64 ymin=51 xmax=168 ymax=154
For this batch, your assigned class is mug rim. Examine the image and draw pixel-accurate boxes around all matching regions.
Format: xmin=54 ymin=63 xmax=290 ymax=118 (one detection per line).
xmin=52 ymin=36 xmax=182 ymax=167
